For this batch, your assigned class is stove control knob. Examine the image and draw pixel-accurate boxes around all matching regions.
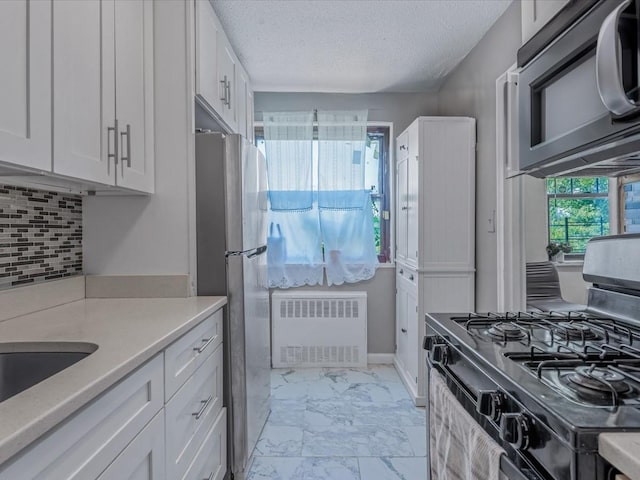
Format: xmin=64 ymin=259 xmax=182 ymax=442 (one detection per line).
xmin=430 ymin=344 xmax=450 ymax=366
xmin=476 ymin=391 xmax=505 ymax=421
xmin=500 ymin=413 xmax=531 ymax=450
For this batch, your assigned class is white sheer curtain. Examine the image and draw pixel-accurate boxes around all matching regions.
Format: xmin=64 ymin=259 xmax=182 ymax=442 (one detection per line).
xmin=318 ymin=110 xmax=378 ymax=286
xmin=264 ymin=112 xmax=323 ymax=288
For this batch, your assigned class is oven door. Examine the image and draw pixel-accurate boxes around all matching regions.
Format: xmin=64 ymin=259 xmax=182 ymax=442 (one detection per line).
xmin=425 ymin=362 xmax=538 ymax=480
xmin=423 ymin=330 xmax=546 ymax=480
xmin=518 ymin=0 xmax=640 ymax=175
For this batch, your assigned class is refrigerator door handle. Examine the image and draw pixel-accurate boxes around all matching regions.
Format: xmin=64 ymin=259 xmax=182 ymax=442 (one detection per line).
xmin=225 ymin=245 xmax=267 ymax=258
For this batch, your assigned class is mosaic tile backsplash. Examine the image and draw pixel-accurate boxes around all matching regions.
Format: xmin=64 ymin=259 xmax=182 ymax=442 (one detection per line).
xmin=0 ymin=185 xmax=82 ymax=289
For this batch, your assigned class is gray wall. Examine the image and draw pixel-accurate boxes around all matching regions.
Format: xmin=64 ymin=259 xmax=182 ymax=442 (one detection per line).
xmin=255 ymin=92 xmax=439 ymax=354
xmin=437 ymin=2 xmax=521 ymax=311
xmin=83 ymin=1 xmax=194 ymax=278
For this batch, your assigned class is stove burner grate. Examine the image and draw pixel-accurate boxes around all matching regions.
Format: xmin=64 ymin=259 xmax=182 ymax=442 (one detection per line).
xmin=487 ymin=323 xmax=527 ymax=341
xmin=553 ymin=322 xmax=599 ymax=342
xmin=565 ymin=366 xmax=631 ymax=394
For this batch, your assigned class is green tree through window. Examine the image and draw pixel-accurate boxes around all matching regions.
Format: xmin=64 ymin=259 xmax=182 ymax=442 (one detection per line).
xmin=547 ymin=177 xmax=610 ymax=254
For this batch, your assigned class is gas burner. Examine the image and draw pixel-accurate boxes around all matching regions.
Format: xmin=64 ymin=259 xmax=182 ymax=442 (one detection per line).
xmin=554 ymin=322 xmax=599 ymax=342
xmin=562 ymin=366 xmax=633 ymax=401
xmin=487 ymin=323 xmax=526 ymax=341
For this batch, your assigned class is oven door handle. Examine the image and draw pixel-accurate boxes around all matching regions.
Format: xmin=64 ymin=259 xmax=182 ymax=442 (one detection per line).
xmin=596 ymin=0 xmax=638 ymax=117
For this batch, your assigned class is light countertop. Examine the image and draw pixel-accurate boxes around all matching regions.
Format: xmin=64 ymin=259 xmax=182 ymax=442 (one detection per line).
xmin=0 ymin=296 xmax=226 ymax=465
xmin=599 ymin=433 xmax=640 ymax=480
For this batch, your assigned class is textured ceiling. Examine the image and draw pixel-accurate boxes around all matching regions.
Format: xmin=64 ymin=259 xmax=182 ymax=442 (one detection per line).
xmin=210 ymin=0 xmax=512 ymax=93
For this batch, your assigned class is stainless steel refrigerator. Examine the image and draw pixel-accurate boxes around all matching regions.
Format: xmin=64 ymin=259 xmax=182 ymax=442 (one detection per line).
xmin=195 ymin=132 xmax=271 ymax=480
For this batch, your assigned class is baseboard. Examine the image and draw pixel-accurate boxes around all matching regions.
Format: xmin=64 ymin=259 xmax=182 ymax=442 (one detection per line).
xmin=367 ymin=353 xmax=395 ymax=364
xmin=393 ymin=355 xmax=426 ymax=407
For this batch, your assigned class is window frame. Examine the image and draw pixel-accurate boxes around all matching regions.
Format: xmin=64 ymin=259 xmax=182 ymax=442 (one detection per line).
xmin=546 ymin=177 xmax=610 ymax=259
xmin=618 ymin=173 xmax=640 ymax=234
xmin=254 ymin=121 xmax=394 ymax=264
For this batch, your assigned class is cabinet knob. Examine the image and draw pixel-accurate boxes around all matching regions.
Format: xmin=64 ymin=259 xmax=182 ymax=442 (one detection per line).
xmin=409 ymin=274 xmax=414 ymax=281
xmin=401 ymin=328 xmax=407 ymax=333
xmin=401 ymin=206 xmax=408 ymax=210
xmin=400 ymin=145 xmax=407 ymax=150
xmin=399 ymin=268 xmax=404 ymax=275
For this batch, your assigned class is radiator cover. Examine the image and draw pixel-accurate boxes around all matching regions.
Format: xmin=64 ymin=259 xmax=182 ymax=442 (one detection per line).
xmin=271 ymin=291 xmax=367 ymax=367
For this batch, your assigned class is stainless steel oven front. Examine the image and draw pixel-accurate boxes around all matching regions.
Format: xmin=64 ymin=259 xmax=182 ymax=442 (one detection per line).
xmin=423 ymin=325 xmax=545 ymax=480
xmin=517 ymin=0 xmax=640 ymax=177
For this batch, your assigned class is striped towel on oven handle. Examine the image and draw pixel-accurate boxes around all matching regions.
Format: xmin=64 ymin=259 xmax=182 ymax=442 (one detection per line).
xmin=429 ymin=370 xmax=505 ymax=480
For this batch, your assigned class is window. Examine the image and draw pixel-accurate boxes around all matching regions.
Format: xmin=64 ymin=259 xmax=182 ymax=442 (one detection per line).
xmin=547 ymin=177 xmax=610 ymax=256
xmin=256 ymin=125 xmax=392 ymax=263
xmin=620 ymin=174 xmax=640 ymax=234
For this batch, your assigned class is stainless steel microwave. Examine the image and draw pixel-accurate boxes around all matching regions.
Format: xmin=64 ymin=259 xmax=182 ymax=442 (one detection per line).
xmin=516 ymin=0 xmax=640 ymax=178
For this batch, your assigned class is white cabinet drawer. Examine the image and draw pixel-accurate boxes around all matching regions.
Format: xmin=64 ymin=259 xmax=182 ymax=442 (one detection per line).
xmin=164 ymin=309 xmax=222 ymax=401
xmin=0 ymin=354 xmax=163 ymax=480
xmin=97 ymin=411 xmax=165 ymax=480
xmin=166 ymin=344 xmax=224 ymax=480
xmin=181 ymin=408 xmax=227 ymax=480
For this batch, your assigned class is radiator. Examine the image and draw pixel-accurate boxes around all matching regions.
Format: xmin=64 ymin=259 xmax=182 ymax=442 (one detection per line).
xmin=271 ymin=291 xmax=367 ymax=368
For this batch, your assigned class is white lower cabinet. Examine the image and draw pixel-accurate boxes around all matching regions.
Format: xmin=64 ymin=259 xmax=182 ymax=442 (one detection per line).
xmin=166 ymin=345 xmax=224 ymax=480
xmin=0 ymin=354 xmax=164 ymax=480
xmin=182 ymin=408 xmax=227 ymax=480
xmin=0 ymin=309 xmax=226 ymax=480
xmin=97 ymin=412 xmax=165 ymax=480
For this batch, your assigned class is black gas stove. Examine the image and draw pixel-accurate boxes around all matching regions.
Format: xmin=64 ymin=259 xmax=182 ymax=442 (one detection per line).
xmin=425 ymin=235 xmax=640 ymax=480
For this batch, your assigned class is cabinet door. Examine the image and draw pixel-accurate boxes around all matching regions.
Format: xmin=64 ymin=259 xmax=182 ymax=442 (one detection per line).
xmin=247 ymin=87 xmax=255 ymax=144
xmin=521 ymin=0 xmax=569 ymax=43
xmin=406 ymin=285 xmax=419 ymax=386
xmin=194 ymin=0 xmax=221 ymax=113
xmin=396 ymin=272 xmax=408 ymax=370
xmin=114 ymin=0 xmax=155 ymax=193
xmin=396 ymin=158 xmax=408 ymax=263
xmin=53 ymin=0 xmax=115 ymax=185
xmin=97 ymin=412 xmax=165 ymax=480
xmin=406 ymin=154 xmax=419 ymax=266
xmin=217 ymin=37 xmax=237 ymax=132
xmin=0 ymin=0 xmax=51 ymax=171
xmin=236 ymin=66 xmax=249 ymax=139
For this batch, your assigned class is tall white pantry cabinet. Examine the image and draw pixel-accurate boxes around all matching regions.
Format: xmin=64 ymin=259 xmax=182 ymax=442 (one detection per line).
xmin=394 ymin=117 xmax=476 ymax=405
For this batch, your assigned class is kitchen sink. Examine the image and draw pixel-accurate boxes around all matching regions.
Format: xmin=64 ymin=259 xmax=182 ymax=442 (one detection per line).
xmin=0 ymin=343 xmax=98 ymax=403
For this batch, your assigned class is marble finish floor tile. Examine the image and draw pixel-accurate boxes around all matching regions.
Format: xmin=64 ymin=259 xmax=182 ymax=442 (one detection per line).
xmin=301 ymin=424 xmax=414 ymax=457
xmin=248 ymin=457 xmax=360 ymax=480
xmin=254 ymin=425 xmax=304 ymax=456
xmin=358 ymin=457 xmax=428 ymax=480
xmin=249 ymin=366 xmax=427 ymax=479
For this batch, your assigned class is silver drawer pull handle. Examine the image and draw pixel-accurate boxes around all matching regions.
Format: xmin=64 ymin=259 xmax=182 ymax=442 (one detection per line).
xmin=193 ymin=336 xmax=215 ymax=353
xmin=192 ymin=395 xmax=213 ymax=419
xmin=119 ymin=124 xmax=131 ymax=168
xmin=401 ymin=206 xmax=408 ymax=210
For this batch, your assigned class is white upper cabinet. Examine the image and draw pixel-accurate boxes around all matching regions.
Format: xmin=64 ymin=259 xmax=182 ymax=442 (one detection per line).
xmin=194 ymin=0 xmax=254 ymax=139
xmin=114 ymin=0 xmax=155 ymax=193
xmin=217 ymin=37 xmax=238 ymax=133
xmin=53 ymin=0 xmax=115 ymax=185
xmin=236 ymin=65 xmax=249 ymax=139
xmin=0 ymin=0 xmax=51 ymax=171
xmin=53 ymin=0 xmax=154 ymax=193
xmin=521 ymin=0 xmax=570 ymax=44
xmin=246 ymin=87 xmax=255 ymax=144
xmin=195 ymin=0 xmax=222 ymax=113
